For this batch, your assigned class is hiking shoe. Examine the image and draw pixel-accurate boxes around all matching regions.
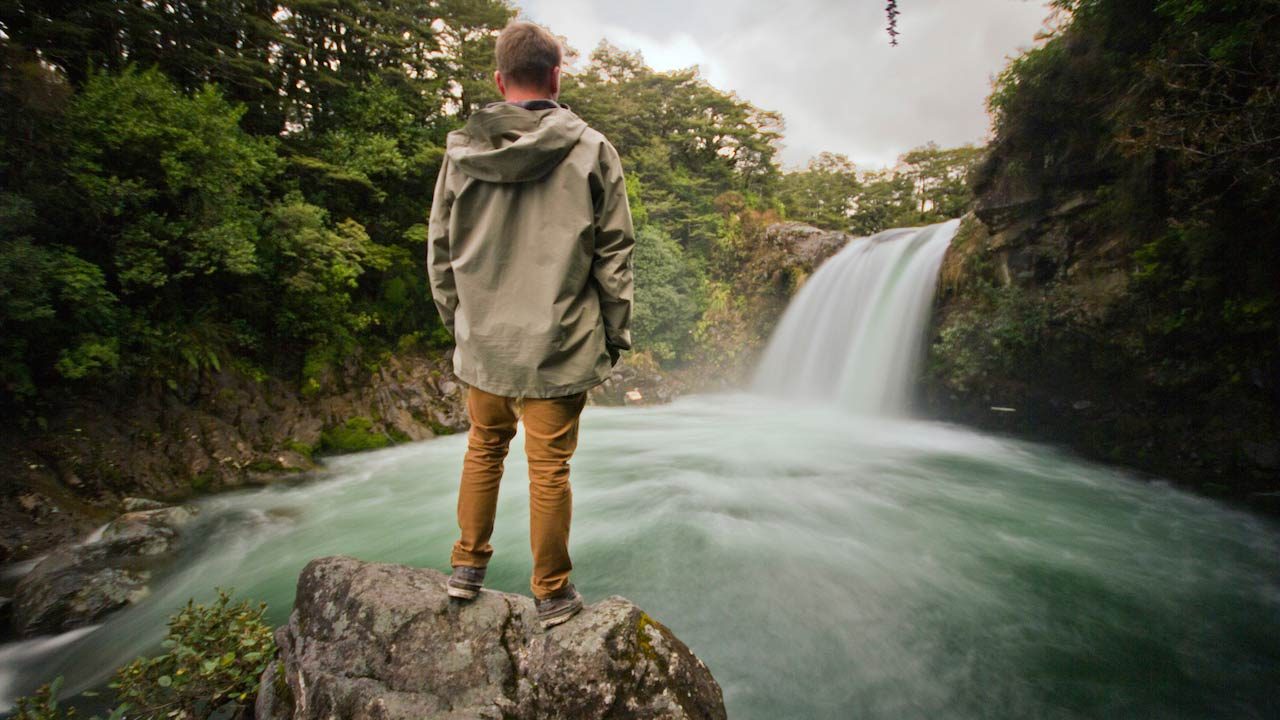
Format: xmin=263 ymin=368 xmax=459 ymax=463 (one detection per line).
xmin=447 ymin=565 xmax=486 ymax=600
xmin=535 ymin=584 xmax=583 ymax=629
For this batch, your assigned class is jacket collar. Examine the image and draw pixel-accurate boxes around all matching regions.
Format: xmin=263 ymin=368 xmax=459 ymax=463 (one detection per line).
xmin=487 ymin=99 xmax=570 ymax=112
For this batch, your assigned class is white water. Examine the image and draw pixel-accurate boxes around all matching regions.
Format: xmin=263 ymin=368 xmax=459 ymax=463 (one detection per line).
xmin=2 ymin=221 xmax=1278 ymax=719
xmin=753 ymin=219 xmax=958 ymax=414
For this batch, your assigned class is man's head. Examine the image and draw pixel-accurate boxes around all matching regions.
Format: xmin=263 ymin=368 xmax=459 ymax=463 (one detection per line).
xmin=494 ymin=21 xmax=562 ymax=101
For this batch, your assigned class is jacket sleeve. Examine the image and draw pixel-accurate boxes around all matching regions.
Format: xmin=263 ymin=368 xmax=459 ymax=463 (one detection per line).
xmin=426 ymin=156 xmax=458 ymax=334
xmin=592 ymin=140 xmax=635 ymax=361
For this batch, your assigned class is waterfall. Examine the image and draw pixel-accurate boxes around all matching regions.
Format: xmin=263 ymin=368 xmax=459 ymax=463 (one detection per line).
xmin=751 ymin=219 xmax=959 ymax=415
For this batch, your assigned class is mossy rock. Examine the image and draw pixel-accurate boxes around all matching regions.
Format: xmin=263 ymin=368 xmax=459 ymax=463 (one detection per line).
xmin=319 ymin=417 xmax=392 ymax=454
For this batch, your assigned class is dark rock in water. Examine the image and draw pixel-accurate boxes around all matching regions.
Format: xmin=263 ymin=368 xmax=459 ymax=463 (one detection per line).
xmin=99 ymin=505 xmax=197 ymax=556
xmin=257 ymin=556 xmax=726 ymax=720
xmin=11 ymin=505 xmax=197 ymax=636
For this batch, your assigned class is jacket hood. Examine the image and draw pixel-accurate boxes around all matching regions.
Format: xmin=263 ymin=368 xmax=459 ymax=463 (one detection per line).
xmin=447 ymin=102 xmax=588 ymax=183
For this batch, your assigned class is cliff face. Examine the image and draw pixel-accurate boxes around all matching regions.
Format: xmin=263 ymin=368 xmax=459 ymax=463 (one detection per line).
xmin=920 ymin=3 xmax=1280 ymax=507
xmin=924 ymin=198 xmax=1279 ymax=505
xmin=257 ymin=556 xmax=727 ymax=720
xmin=0 ymin=351 xmax=468 ymax=562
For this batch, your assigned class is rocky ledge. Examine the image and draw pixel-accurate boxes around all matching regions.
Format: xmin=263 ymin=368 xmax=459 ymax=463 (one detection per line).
xmin=257 ymin=556 xmax=726 ymax=720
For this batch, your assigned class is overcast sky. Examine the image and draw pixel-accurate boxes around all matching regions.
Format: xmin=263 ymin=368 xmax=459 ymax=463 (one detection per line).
xmin=514 ymin=0 xmax=1054 ymax=169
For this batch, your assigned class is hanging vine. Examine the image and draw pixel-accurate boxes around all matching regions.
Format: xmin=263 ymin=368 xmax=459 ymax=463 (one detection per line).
xmin=886 ymin=0 xmax=900 ymax=46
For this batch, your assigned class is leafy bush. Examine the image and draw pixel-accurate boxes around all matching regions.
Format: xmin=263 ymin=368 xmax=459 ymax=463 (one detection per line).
xmin=109 ymin=590 xmax=275 ymax=718
xmin=632 ymin=225 xmax=706 ymax=362
xmin=10 ymin=590 xmax=274 ymax=719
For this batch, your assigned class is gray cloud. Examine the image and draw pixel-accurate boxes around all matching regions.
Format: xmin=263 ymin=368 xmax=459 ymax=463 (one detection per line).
xmin=516 ymin=0 xmax=1052 ymax=168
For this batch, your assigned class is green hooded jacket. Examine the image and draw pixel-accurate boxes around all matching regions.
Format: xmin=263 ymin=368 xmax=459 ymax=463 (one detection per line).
xmin=427 ymin=101 xmax=635 ymax=398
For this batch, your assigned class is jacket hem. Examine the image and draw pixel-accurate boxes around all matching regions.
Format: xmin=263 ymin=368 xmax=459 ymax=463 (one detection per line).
xmin=454 ymin=368 xmax=608 ymax=399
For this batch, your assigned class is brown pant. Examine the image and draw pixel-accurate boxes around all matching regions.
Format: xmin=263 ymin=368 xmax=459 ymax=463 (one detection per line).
xmin=450 ymin=386 xmax=587 ymax=599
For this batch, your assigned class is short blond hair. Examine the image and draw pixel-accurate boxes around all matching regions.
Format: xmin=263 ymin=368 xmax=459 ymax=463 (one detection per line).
xmin=495 ymin=21 xmax=562 ymax=90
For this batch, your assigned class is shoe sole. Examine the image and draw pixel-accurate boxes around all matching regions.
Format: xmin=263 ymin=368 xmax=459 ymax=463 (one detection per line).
xmin=447 ymin=584 xmax=481 ymax=600
xmin=539 ymin=602 xmax=582 ymax=630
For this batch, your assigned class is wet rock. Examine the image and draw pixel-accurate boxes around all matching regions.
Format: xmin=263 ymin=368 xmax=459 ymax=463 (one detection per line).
xmin=11 ymin=505 xmax=197 ymax=636
xmin=100 ymin=506 xmax=197 ymax=556
xmin=121 ymin=497 xmax=166 ymax=512
xmin=257 ymin=556 xmax=726 ymax=720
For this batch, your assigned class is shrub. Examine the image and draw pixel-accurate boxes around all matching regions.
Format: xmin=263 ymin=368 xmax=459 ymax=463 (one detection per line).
xmin=11 ymin=590 xmax=273 ymax=720
xmin=109 ymin=589 xmax=275 ymax=718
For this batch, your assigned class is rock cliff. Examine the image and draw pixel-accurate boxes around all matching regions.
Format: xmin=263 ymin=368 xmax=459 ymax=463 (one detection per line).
xmin=256 ymin=556 xmax=726 ymax=720
xmin=0 ymin=351 xmax=468 ymax=563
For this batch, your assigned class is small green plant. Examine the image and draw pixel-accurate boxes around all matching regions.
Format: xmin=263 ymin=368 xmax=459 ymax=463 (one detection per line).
xmin=11 ymin=677 xmax=126 ymax=720
xmin=319 ymin=415 xmax=391 ymax=453
xmin=11 ymin=591 xmax=272 ymax=719
xmin=109 ymin=589 xmax=275 ymax=718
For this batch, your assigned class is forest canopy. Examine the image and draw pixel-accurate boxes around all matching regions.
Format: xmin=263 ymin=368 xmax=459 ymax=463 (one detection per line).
xmin=0 ymin=0 xmax=977 ymax=416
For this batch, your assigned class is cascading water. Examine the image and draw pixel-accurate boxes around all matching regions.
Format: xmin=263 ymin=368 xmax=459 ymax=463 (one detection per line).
xmin=753 ymin=219 xmax=958 ymax=414
xmin=2 ymin=223 xmax=1278 ymax=720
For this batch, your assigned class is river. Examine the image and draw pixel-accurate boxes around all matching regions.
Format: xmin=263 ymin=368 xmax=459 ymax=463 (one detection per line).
xmin=2 ymin=222 xmax=1278 ymax=719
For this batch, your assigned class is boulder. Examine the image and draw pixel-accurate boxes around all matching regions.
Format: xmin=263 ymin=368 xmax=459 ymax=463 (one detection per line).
xmin=257 ymin=556 xmax=726 ymax=720
xmin=11 ymin=504 xmax=197 ymax=636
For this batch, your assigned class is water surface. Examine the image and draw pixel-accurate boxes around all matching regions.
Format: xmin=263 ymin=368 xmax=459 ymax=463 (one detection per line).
xmin=4 ymin=393 xmax=1277 ymax=719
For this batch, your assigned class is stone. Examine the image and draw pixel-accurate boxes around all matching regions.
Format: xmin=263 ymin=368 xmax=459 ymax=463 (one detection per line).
xmin=100 ymin=506 xmax=198 ymax=556
xmin=257 ymin=556 xmax=726 ymax=720
xmin=121 ymin=497 xmax=166 ymax=512
xmin=11 ymin=505 xmax=197 ymax=636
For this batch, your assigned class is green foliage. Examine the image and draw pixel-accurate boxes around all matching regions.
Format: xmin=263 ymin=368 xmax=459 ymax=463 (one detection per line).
xmin=66 ymin=68 xmax=278 ymax=293
xmin=11 ymin=677 xmax=116 ymax=720
xmin=11 ymin=590 xmax=272 ymax=720
xmin=320 ymin=416 xmax=392 ymax=454
xmin=262 ymin=194 xmax=390 ymax=346
xmin=632 ymin=226 xmax=707 ymax=362
xmin=0 ymin=234 xmax=119 ymax=399
xmin=110 ymin=590 xmax=275 ymax=718
xmin=562 ymin=42 xmax=782 ymax=256
xmin=779 ymin=144 xmax=981 ymax=236
xmin=934 ymin=286 xmax=1050 ymax=393
xmin=778 ymin=152 xmax=860 ymax=231
xmin=988 ymin=0 xmax=1280 ymax=390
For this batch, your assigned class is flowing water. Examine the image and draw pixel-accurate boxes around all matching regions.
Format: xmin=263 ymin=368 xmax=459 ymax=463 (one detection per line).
xmin=3 ymin=223 xmax=1279 ymax=719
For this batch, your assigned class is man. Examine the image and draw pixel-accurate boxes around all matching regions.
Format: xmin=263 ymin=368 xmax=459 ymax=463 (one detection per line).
xmin=426 ymin=20 xmax=634 ymax=629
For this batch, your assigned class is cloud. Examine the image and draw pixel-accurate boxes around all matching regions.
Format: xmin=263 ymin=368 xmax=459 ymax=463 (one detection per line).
xmin=515 ymin=0 xmax=1051 ymax=169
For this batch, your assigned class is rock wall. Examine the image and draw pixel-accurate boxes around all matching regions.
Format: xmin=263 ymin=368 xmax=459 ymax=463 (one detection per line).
xmin=0 ymin=351 xmax=468 ymax=562
xmin=924 ymin=203 xmax=1279 ymax=506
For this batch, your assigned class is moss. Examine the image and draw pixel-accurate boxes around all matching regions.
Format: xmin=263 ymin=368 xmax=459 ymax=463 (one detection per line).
xmin=319 ymin=416 xmax=391 ymax=454
xmin=427 ymin=420 xmax=455 ymax=436
xmin=634 ymin=612 xmax=664 ymax=666
xmin=284 ymin=439 xmax=317 ymax=460
xmin=190 ymin=472 xmax=214 ymax=491
xmin=272 ymin=659 xmax=294 ymax=715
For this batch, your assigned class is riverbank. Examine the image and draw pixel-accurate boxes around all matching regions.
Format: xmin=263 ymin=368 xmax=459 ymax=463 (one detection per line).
xmin=0 ymin=350 xmax=468 ymax=564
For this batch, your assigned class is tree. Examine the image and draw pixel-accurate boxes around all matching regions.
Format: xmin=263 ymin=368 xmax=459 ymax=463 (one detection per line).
xmin=779 ymin=152 xmax=860 ymax=230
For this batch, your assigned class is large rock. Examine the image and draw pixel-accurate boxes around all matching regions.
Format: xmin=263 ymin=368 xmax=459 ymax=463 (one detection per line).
xmin=11 ymin=505 xmax=197 ymax=636
xmin=257 ymin=556 xmax=726 ymax=720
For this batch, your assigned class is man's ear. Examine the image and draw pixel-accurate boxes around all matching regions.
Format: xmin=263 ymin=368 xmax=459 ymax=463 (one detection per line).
xmin=494 ymin=70 xmax=506 ymax=96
